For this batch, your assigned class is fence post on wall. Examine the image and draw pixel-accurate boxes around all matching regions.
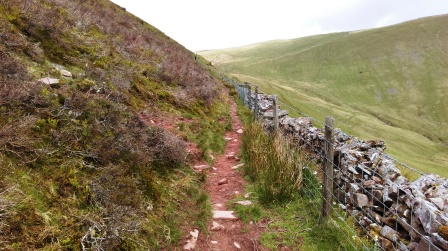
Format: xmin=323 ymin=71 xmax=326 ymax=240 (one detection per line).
xmin=273 ymin=95 xmax=279 ymax=132
xmin=254 ymin=86 xmax=259 ymax=121
xmin=247 ymin=84 xmax=252 ymax=110
xmin=239 ymin=84 xmax=243 ymax=102
xmin=322 ymin=116 xmax=335 ymax=219
xmin=243 ymin=84 xmax=248 ymax=105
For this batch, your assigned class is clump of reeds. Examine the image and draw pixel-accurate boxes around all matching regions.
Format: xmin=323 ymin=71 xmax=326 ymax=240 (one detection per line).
xmin=242 ymin=122 xmax=304 ymax=204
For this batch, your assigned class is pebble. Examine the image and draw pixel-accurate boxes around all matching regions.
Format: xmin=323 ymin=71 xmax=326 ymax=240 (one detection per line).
xmin=218 ymin=179 xmax=228 ymax=185
xmin=234 ymin=242 xmax=241 ymax=249
xmin=231 ymin=163 xmax=244 ymax=170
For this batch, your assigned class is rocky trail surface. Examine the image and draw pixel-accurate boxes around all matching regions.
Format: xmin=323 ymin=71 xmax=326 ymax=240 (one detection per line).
xmin=141 ymin=95 xmax=269 ymax=250
xmin=184 ymin=99 xmax=268 ymax=251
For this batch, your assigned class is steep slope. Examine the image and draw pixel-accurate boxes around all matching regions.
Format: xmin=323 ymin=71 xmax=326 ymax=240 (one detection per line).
xmin=201 ymin=14 xmax=448 ymax=176
xmin=0 ymin=0 xmax=230 ymax=250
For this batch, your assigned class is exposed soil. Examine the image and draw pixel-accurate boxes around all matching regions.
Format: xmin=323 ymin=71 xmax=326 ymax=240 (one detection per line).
xmin=190 ymin=98 xmax=268 ymax=251
xmin=141 ymin=95 xmax=269 ymax=250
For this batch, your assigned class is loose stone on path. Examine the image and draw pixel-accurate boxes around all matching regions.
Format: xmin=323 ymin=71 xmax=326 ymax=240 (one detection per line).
xmin=218 ymin=178 xmax=228 ymax=185
xmin=211 ymin=221 xmax=225 ymax=231
xmin=231 ymin=163 xmax=244 ymax=169
xmin=212 ymin=210 xmax=237 ymax=220
xmin=183 ymin=229 xmax=199 ymax=250
xmin=233 ymin=200 xmax=253 ymax=206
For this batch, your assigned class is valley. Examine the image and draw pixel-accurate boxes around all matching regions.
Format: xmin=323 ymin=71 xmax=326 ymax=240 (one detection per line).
xmin=201 ymin=14 xmax=448 ymax=177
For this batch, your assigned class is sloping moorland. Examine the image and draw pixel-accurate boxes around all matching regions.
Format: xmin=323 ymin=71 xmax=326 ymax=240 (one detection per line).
xmin=0 ymin=0 xmax=233 ymax=249
xmin=201 ymin=14 xmax=448 ymax=177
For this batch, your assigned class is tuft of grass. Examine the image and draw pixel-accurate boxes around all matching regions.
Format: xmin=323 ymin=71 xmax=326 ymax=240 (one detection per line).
xmin=235 ymin=97 xmax=253 ymax=125
xmin=237 ymin=114 xmax=373 ymax=250
xmin=258 ymin=198 xmax=374 ymax=251
xmin=178 ymin=95 xmax=232 ymax=163
xmin=242 ymin=122 xmax=303 ymax=204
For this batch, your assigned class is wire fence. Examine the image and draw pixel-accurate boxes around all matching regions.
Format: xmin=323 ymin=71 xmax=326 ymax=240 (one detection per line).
xmin=224 ymin=76 xmax=448 ymax=251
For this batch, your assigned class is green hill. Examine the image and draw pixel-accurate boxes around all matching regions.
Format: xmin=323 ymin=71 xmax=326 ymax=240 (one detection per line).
xmin=0 ymin=0 xmax=228 ymax=249
xmin=201 ymin=14 xmax=448 ymax=177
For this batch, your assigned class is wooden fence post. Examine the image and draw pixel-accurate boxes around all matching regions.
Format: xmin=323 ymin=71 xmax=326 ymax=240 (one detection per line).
xmin=247 ymin=84 xmax=252 ymax=110
xmin=243 ymin=83 xmax=248 ymax=105
xmin=239 ymin=84 xmax=243 ymax=102
xmin=254 ymin=86 xmax=259 ymax=121
xmin=273 ymin=95 xmax=279 ymax=132
xmin=322 ymin=116 xmax=335 ymax=219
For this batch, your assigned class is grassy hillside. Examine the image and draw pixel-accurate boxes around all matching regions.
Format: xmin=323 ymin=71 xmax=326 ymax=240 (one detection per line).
xmin=0 ymin=0 xmax=230 ymax=249
xmin=201 ymin=14 xmax=448 ymax=177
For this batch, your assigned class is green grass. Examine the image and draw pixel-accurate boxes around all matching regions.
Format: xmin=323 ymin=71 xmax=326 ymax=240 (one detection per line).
xmin=236 ymin=120 xmax=374 ymax=250
xmin=201 ymin=14 xmax=448 ymax=177
xmin=242 ymin=122 xmax=304 ymax=204
xmin=230 ymin=177 xmax=374 ymax=250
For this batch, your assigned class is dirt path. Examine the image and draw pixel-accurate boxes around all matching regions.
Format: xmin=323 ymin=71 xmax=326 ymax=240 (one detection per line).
xmin=141 ymin=95 xmax=268 ymax=250
xmin=190 ymin=98 xmax=267 ymax=251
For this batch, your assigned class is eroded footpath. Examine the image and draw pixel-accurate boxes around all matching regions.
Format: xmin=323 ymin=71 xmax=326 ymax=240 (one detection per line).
xmin=185 ymin=98 xmax=268 ymax=251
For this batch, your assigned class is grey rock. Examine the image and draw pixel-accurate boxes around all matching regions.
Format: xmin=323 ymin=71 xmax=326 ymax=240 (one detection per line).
xmin=60 ymin=69 xmax=72 ymax=78
xmin=429 ymin=198 xmax=445 ymax=211
xmin=368 ymin=209 xmax=383 ymax=224
xmin=416 ymin=236 xmax=443 ymax=251
xmin=381 ymin=225 xmax=400 ymax=242
xmin=394 ymin=175 xmax=407 ymax=185
xmin=378 ymin=236 xmax=394 ymax=250
xmin=348 ymin=166 xmax=359 ymax=175
xmin=408 ymin=242 xmax=419 ymax=251
xmin=415 ymin=197 xmax=441 ymax=234
xmin=397 ymin=214 xmax=412 ymax=232
xmin=410 ymin=215 xmax=426 ymax=242
xmin=431 ymin=233 xmax=448 ymax=251
xmin=358 ymin=164 xmax=372 ymax=176
xmin=218 ymin=179 xmax=228 ymax=185
xmin=410 ymin=175 xmax=439 ymax=199
xmin=371 ymin=205 xmax=386 ymax=213
xmin=338 ymin=203 xmax=347 ymax=210
xmin=378 ymin=159 xmax=401 ymax=181
xmin=211 ymin=221 xmax=225 ymax=231
xmin=353 ymin=193 xmax=369 ymax=208
xmin=387 ymin=184 xmax=399 ymax=200
xmin=350 ymin=183 xmax=362 ymax=194
xmin=233 ymin=200 xmax=252 ymax=206
xmin=38 ymin=77 xmax=59 ymax=85
xmin=212 ymin=210 xmax=237 ymax=219
xmin=372 ymin=189 xmax=384 ymax=206
xmin=363 ymin=179 xmax=376 ymax=188
xmin=372 ymin=176 xmax=383 ymax=183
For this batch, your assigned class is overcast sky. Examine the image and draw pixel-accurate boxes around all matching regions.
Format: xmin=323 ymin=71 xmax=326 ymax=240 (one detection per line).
xmin=110 ymin=0 xmax=448 ymax=52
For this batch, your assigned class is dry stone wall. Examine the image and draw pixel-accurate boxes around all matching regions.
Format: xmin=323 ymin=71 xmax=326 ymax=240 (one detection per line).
xmin=230 ymin=79 xmax=448 ymax=251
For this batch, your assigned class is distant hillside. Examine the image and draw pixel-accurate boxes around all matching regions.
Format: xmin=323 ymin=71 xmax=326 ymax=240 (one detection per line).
xmin=201 ymin=14 xmax=448 ymax=176
xmin=0 ymin=0 xmax=228 ymax=249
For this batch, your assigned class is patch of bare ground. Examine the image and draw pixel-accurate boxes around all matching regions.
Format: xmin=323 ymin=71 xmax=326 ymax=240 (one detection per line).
xmin=183 ymin=99 xmax=268 ymax=251
xmin=139 ymin=95 xmax=268 ymax=250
